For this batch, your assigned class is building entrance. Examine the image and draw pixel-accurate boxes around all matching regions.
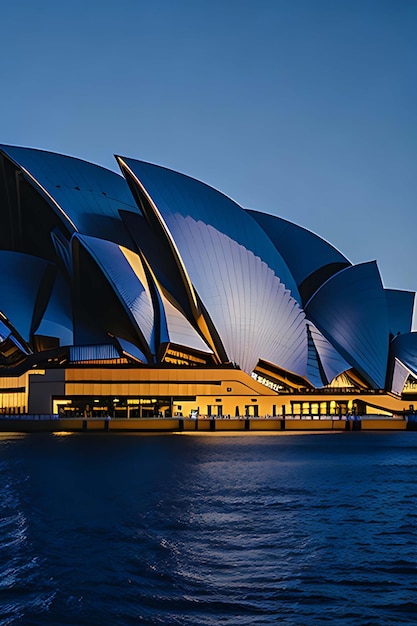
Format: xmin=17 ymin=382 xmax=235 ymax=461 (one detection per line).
xmin=53 ymin=396 xmax=173 ymax=418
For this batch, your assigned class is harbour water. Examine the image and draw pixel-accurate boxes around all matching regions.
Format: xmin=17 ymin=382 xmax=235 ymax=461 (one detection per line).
xmin=1 ymin=431 xmax=416 ymax=625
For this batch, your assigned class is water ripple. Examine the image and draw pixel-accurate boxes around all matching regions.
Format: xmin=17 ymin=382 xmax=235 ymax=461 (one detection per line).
xmin=0 ymin=431 xmax=416 ymax=625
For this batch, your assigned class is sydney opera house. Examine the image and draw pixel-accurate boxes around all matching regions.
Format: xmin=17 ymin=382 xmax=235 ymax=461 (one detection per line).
xmin=1 ymin=144 xmax=417 ymax=421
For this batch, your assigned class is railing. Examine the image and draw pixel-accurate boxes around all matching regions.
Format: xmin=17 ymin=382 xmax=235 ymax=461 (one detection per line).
xmin=0 ymin=414 xmax=59 ymax=420
xmin=0 ymin=413 xmax=406 ymax=422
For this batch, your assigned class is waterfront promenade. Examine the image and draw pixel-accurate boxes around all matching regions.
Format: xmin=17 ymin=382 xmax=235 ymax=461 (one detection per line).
xmin=0 ymin=415 xmax=412 ymax=433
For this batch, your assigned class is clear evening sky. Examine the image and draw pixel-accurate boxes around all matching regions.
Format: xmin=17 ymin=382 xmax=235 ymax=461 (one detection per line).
xmin=1 ymin=0 xmax=416 ymax=319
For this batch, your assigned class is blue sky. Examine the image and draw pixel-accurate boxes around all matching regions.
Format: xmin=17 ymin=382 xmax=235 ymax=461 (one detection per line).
xmin=1 ymin=0 xmax=416 ymax=316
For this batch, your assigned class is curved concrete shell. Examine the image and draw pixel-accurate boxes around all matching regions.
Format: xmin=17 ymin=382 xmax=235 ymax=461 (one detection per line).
xmin=158 ymin=290 xmax=213 ymax=355
xmin=391 ymin=358 xmax=412 ymax=396
xmin=307 ymin=322 xmax=351 ymax=385
xmin=117 ymin=158 xmax=306 ymax=375
xmin=35 ymin=271 xmax=74 ymax=346
xmin=0 ymin=144 xmax=415 ymax=393
xmin=305 ymin=262 xmax=390 ymax=389
xmin=0 ymin=144 xmax=136 ymax=244
xmin=0 ymin=251 xmax=54 ymax=342
xmin=72 ymin=234 xmax=155 ymax=361
xmin=246 ymin=211 xmax=350 ymax=305
xmin=385 ymin=289 xmax=415 ymax=336
xmin=390 ymin=332 xmax=417 ymax=379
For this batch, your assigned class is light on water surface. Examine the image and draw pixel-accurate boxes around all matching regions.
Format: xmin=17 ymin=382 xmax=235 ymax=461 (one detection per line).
xmin=0 ymin=432 xmax=416 ymax=625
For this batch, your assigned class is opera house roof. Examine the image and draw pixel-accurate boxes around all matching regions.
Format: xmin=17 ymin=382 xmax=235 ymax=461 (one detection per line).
xmin=0 ymin=144 xmax=415 ymax=394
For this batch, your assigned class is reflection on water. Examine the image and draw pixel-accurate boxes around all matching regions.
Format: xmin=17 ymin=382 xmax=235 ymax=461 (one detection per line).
xmin=0 ymin=432 xmax=416 ymax=625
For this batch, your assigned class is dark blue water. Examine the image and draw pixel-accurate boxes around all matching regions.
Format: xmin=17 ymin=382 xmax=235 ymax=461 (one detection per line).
xmin=1 ymin=431 xmax=416 ymax=625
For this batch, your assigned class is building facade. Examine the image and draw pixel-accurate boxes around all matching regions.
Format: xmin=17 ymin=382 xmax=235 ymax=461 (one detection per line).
xmin=1 ymin=145 xmax=416 ymax=418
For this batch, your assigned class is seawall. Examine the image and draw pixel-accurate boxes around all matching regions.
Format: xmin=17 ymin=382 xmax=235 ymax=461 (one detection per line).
xmin=0 ymin=416 xmax=412 ymax=433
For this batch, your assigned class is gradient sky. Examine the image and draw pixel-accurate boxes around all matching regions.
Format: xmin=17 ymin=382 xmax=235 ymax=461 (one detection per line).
xmin=1 ymin=0 xmax=416 ymax=319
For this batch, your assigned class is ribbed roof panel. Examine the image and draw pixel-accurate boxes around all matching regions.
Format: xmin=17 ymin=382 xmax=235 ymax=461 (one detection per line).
xmin=75 ymin=235 xmax=155 ymax=352
xmin=385 ymin=289 xmax=415 ymax=336
xmin=161 ymin=294 xmax=213 ymax=354
xmin=305 ymin=262 xmax=389 ymax=389
xmin=391 ymin=358 xmax=411 ymax=395
xmin=0 ymin=145 xmax=137 ymax=240
xmin=0 ymin=320 xmax=11 ymax=342
xmin=247 ymin=210 xmax=350 ymax=290
xmin=306 ymin=326 xmax=326 ymax=388
xmin=35 ymin=271 xmax=73 ymax=345
xmin=308 ymin=322 xmax=351 ymax=384
xmin=163 ymin=216 xmax=306 ymax=374
xmin=119 ymin=158 xmax=300 ymax=303
xmin=118 ymin=158 xmax=306 ymax=374
xmin=390 ymin=332 xmax=417 ymax=379
xmin=0 ymin=251 xmax=53 ymax=342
